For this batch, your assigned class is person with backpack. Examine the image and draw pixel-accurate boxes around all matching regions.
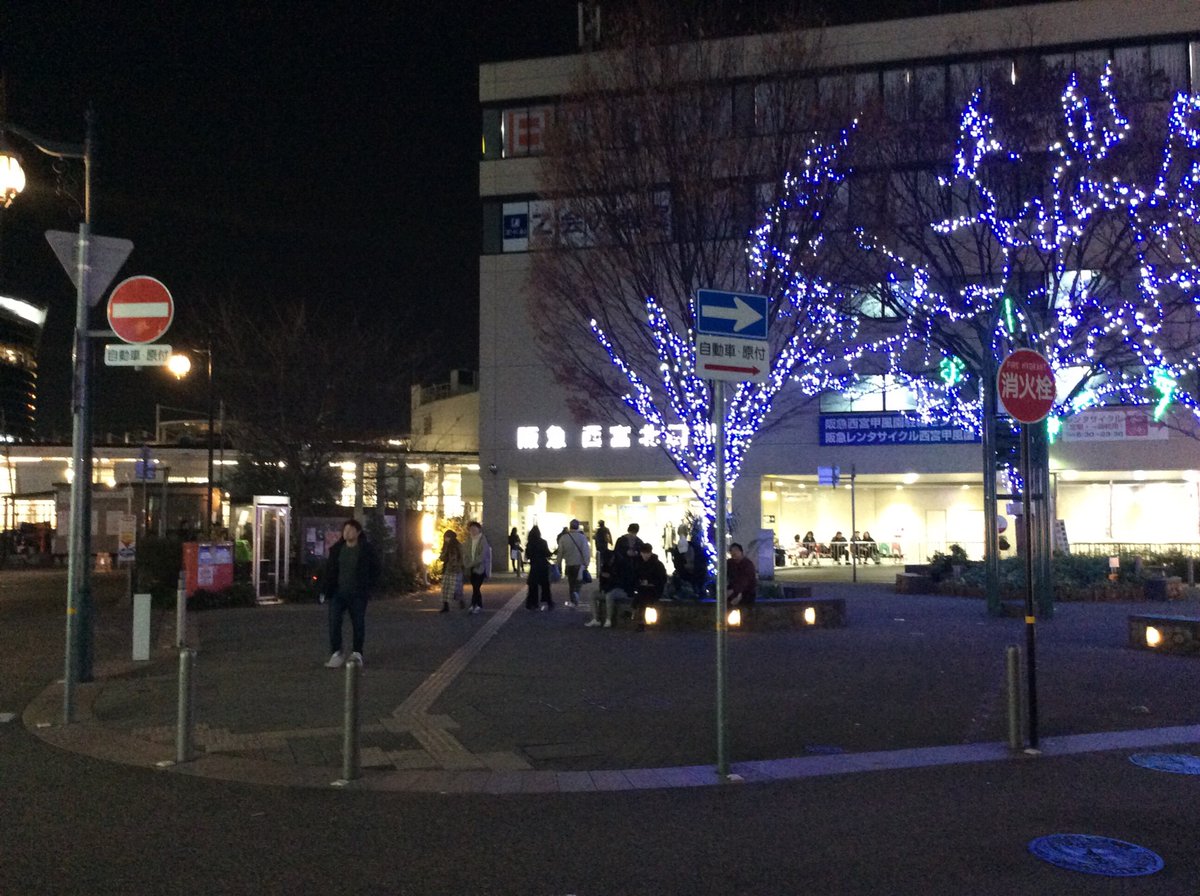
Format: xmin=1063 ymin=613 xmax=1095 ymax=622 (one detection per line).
xmin=556 ymin=519 xmax=591 ymax=608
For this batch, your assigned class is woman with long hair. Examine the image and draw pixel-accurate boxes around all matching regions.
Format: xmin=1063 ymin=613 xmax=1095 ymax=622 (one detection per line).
xmin=524 ymin=525 xmax=553 ymax=610
xmin=439 ymin=530 xmax=464 ymax=613
xmin=508 ymin=526 xmax=524 ymax=575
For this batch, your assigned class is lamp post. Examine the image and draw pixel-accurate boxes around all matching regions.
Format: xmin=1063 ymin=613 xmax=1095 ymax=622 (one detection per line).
xmin=167 ymin=344 xmax=217 ymax=536
xmin=0 ymin=113 xmax=94 ymax=723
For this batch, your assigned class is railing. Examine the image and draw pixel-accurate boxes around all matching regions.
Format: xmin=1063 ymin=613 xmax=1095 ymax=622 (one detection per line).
xmin=1073 ymin=543 xmax=1200 ymax=558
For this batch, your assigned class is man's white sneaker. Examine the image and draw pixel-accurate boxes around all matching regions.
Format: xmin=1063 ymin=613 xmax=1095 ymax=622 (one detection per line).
xmin=348 ymin=652 xmax=364 ymax=667
xmin=325 ymin=651 xmax=345 ymax=668
xmin=585 ymin=619 xmax=602 ymax=627
xmin=603 ymin=620 xmax=612 ymax=628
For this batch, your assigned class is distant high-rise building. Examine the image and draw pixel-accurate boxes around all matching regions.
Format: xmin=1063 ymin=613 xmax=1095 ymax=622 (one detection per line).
xmin=0 ymin=294 xmax=47 ymax=438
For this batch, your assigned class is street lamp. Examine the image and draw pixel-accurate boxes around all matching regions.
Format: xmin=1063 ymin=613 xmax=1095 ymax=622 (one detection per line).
xmin=166 ymin=345 xmax=217 ymax=536
xmin=0 ymin=114 xmax=94 ymax=724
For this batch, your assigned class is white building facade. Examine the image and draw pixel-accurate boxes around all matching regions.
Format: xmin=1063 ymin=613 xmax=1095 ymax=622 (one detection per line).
xmin=478 ymin=0 xmax=1200 ymax=565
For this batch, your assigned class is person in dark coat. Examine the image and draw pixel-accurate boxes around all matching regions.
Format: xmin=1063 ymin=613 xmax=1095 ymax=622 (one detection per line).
xmin=593 ymin=519 xmax=613 ymax=574
xmin=524 ymin=525 xmax=553 ymax=610
xmin=633 ymin=542 xmax=667 ymax=631
xmin=612 ymin=523 xmax=643 ymax=593
xmin=322 ymin=519 xmax=381 ymax=668
xmin=726 ymin=542 xmax=757 ymax=607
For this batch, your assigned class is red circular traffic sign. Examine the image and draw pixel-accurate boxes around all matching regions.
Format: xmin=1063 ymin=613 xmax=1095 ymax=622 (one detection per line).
xmin=998 ymin=348 xmax=1056 ymax=424
xmin=107 ymin=276 xmax=174 ymax=345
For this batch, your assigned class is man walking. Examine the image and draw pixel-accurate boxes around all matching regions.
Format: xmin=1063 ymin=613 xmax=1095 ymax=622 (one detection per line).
xmin=593 ymin=519 xmax=612 ymax=575
xmin=556 ymin=519 xmax=591 ymax=608
xmin=323 ymin=519 xmax=381 ymax=668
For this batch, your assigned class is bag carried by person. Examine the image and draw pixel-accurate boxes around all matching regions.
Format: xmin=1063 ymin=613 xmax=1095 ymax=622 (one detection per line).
xmin=580 ymin=567 xmax=592 ymax=584
xmin=550 ymin=565 xmax=562 ymax=583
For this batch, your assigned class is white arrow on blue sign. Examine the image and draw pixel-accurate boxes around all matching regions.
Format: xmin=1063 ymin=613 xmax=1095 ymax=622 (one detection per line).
xmin=696 ymin=289 xmax=768 ymax=339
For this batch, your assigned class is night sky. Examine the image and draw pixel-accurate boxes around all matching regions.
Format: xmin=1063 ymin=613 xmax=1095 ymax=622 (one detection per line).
xmin=1 ymin=0 xmax=1059 ymax=439
xmin=1 ymin=1 xmax=578 ymax=437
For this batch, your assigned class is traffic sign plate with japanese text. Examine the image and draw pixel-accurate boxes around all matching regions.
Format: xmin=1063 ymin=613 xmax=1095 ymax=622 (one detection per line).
xmin=107 ymin=276 xmax=174 ymax=344
xmin=998 ymin=349 xmax=1056 ymax=424
xmin=695 ymin=288 xmax=771 ymax=383
xmin=104 ymin=344 xmax=172 ymax=367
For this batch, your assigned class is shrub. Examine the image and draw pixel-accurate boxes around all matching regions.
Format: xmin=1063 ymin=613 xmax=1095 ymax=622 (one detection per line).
xmin=927 ymin=544 xmax=969 ymax=580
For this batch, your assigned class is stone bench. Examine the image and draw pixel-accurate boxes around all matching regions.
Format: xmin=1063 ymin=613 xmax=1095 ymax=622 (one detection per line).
xmin=629 ymin=594 xmax=844 ymax=631
xmin=1128 ymin=614 xmax=1200 ymax=654
xmin=895 ymin=572 xmax=935 ymax=594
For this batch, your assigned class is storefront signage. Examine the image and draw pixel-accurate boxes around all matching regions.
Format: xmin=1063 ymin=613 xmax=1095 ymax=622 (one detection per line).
xmin=819 ymin=413 xmax=980 ymax=446
xmin=516 ymin=422 xmax=694 ymax=451
xmin=1060 ymin=408 xmax=1168 ymax=442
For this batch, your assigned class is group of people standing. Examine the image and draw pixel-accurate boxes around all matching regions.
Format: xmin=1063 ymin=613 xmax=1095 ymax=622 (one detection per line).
xmin=318 ymin=514 xmax=759 ymax=668
xmin=437 ymin=521 xmax=493 ymax=614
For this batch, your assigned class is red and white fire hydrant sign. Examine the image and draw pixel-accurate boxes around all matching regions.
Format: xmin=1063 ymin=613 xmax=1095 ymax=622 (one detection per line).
xmin=998 ymin=348 xmax=1056 ymax=424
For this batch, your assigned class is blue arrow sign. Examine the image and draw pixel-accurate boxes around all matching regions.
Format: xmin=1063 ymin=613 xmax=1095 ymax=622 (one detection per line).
xmin=696 ymin=289 xmax=768 ymax=339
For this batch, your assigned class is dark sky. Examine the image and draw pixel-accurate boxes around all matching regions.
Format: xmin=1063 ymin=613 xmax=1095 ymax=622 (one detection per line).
xmin=0 ymin=0 xmax=1058 ymax=439
xmin=0 ymin=1 xmax=579 ymax=437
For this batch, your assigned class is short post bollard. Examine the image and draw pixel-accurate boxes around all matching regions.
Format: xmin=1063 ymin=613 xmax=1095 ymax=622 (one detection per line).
xmin=175 ymin=572 xmax=187 ymax=647
xmin=1005 ymin=645 xmax=1022 ymax=751
xmin=176 ymin=646 xmax=197 ymax=763
xmin=341 ymin=654 xmax=362 ymax=782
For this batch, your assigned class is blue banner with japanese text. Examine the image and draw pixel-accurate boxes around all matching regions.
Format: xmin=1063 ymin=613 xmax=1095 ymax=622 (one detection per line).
xmin=819 ymin=413 xmax=980 ymax=446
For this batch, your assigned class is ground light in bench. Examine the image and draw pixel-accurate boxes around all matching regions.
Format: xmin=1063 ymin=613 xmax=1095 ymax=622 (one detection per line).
xmin=803 ymin=606 xmax=817 ymax=625
xmin=1146 ymin=626 xmax=1162 ymax=647
xmin=644 ymin=607 xmax=658 ymax=625
xmin=728 ymin=608 xmax=741 ymax=627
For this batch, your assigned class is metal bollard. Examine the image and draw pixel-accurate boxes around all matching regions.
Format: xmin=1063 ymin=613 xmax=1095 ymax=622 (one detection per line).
xmin=175 ymin=572 xmax=187 ymax=647
xmin=1005 ymin=645 xmax=1022 ymax=751
xmin=342 ymin=655 xmax=362 ymax=781
xmin=176 ymin=647 xmax=197 ymax=763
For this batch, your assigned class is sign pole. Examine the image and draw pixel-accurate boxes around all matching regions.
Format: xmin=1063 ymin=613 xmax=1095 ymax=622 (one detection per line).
xmin=714 ymin=379 xmax=729 ymax=777
xmin=1021 ymin=425 xmax=1039 ymax=750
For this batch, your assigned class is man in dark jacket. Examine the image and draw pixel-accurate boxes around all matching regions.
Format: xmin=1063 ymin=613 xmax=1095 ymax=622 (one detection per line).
xmin=726 ymin=542 xmax=757 ymax=607
xmin=322 ymin=519 xmax=381 ymax=668
xmin=612 ymin=523 xmax=643 ymax=593
xmin=633 ymin=542 xmax=667 ymax=631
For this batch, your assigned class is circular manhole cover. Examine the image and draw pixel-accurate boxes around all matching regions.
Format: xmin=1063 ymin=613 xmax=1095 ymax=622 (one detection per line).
xmin=1029 ymin=834 xmax=1163 ymax=877
xmin=1129 ymin=752 xmax=1200 ymax=775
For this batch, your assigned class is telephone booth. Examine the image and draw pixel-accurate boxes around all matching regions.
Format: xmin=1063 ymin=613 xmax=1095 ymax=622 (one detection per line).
xmin=252 ymin=495 xmax=291 ymax=604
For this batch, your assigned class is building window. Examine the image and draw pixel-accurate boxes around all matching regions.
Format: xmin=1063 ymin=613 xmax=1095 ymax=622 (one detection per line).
xmin=481 ymin=108 xmax=502 ymax=160
xmin=821 ymin=375 xmax=917 ymax=413
xmin=502 ymin=105 xmax=554 ymax=157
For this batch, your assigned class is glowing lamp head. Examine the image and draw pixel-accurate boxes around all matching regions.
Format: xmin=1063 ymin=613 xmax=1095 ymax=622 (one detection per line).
xmin=727 ymin=608 xmax=741 ymax=627
xmin=803 ymin=606 xmax=817 ymax=625
xmin=1145 ymin=626 xmax=1162 ymax=648
xmin=0 ymin=150 xmax=26 ymax=208
xmin=167 ymin=353 xmax=193 ymax=379
xmin=643 ymin=606 xmax=658 ymax=626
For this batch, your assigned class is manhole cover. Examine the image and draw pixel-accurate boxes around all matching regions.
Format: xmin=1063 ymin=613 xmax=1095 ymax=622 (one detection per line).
xmin=1028 ymin=834 xmax=1163 ymax=877
xmin=1129 ymin=752 xmax=1200 ymax=775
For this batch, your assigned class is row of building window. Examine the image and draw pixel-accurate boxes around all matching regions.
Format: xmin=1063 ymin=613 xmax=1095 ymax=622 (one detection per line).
xmin=482 ymin=40 xmax=1198 ymax=160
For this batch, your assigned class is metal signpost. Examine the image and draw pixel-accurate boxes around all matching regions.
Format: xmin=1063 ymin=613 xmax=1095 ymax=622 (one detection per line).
xmin=997 ymin=348 xmax=1056 ymax=750
xmin=695 ymin=288 xmax=770 ymax=777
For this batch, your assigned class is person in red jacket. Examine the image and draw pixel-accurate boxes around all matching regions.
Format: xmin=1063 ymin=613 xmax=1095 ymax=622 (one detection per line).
xmin=726 ymin=542 xmax=757 ymax=607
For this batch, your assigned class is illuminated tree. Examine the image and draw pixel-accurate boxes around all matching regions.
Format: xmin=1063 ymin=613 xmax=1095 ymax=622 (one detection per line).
xmin=530 ymin=4 xmax=856 ymax=533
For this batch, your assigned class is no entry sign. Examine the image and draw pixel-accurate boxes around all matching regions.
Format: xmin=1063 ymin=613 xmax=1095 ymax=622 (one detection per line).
xmin=107 ymin=276 xmax=174 ymax=345
xmin=998 ymin=348 xmax=1056 ymax=424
